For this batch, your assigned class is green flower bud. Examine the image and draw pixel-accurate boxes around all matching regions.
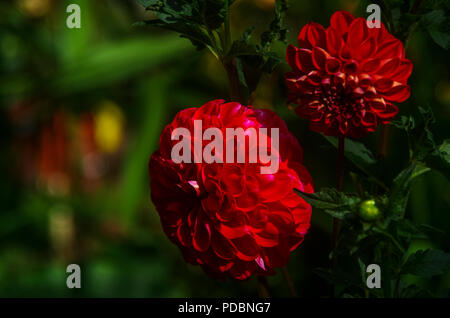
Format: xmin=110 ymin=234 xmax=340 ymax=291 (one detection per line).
xmin=359 ymin=199 xmax=381 ymax=221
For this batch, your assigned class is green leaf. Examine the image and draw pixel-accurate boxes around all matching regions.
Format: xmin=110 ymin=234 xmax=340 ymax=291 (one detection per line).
xmin=160 ymin=0 xmax=196 ymax=21
xmin=392 ymin=105 xmax=449 ymax=179
xmin=402 ymin=249 xmax=450 ymax=277
xmin=422 ymin=0 xmax=450 ymax=9
xmin=203 ymin=0 xmax=228 ymax=30
xmin=439 ymin=139 xmax=450 ymax=162
xmin=324 ymin=136 xmax=376 ymax=169
xmin=426 ymin=139 xmax=450 ymax=179
xmin=428 ymin=28 xmax=450 ymax=50
xmin=261 ymin=51 xmax=283 ymax=73
xmin=136 ymin=0 xmax=213 ymax=50
xmin=294 ymin=188 xmax=344 ymax=209
xmin=141 ymin=19 xmax=212 ymax=50
xmin=137 ymin=0 xmax=160 ymax=10
xmin=395 ymin=218 xmax=429 ymax=241
xmin=421 ymin=10 xmax=450 ymax=49
xmin=294 ymin=188 xmax=360 ymax=220
xmin=313 ymin=267 xmax=361 ymax=287
xmin=323 ymin=136 xmax=386 ymax=189
xmin=226 ymin=0 xmax=286 ymax=80
xmin=241 ymin=25 xmax=255 ymax=42
xmin=388 ymin=163 xmax=430 ymax=216
xmin=50 ymin=36 xmax=190 ymax=96
xmin=260 ymin=0 xmax=288 ymax=49
xmin=391 ymin=115 xmax=415 ymax=131
xmin=357 ymin=258 xmax=366 ymax=284
xmin=372 ymin=226 xmax=406 ymax=253
xmin=119 ymin=76 xmax=169 ymax=226
xmin=227 ymin=38 xmax=259 ymax=58
xmin=234 ymin=57 xmax=249 ymax=103
xmin=397 ymin=281 xmax=433 ymax=298
xmin=323 ymin=209 xmax=353 ymax=220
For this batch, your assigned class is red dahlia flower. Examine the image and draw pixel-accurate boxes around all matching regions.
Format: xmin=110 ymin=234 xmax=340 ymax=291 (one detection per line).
xmin=149 ymin=99 xmax=313 ymax=280
xmin=285 ymin=11 xmax=413 ymax=137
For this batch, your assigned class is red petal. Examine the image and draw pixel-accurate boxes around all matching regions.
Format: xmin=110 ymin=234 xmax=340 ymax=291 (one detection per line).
xmin=360 ymin=111 xmax=377 ymax=128
xmin=359 ymin=73 xmax=373 ymax=88
xmin=312 ymin=47 xmax=329 ymax=70
xmin=330 ymin=11 xmax=355 ymax=35
xmin=357 ymin=37 xmax=376 ymax=60
xmin=339 ymin=41 xmax=352 ymax=60
xmin=218 ymin=223 xmax=246 ymax=239
xmin=343 ymin=60 xmax=359 ymax=75
xmin=235 ymin=191 xmax=258 ymax=211
xmin=326 ymin=27 xmax=341 ymax=56
xmin=255 ymin=256 xmax=266 ymax=270
xmin=382 ymin=84 xmax=410 ymax=102
xmin=364 ymin=86 xmax=377 ymax=100
xmin=374 ymin=78 xmax=394 ymax=93
xmin=339 ymin=120 xmax=349 ymax=135
xmin=305 ymin=70 xmax=322 ymax=85
xmin=231 ymin=235 xmax=259 ymax=261
xmin=325 ymin=57 xmax=341 ymax=74
xmin=286 ymin=45 xmax=299 ymax=71
xmin=262 ymin=239 xmax=290 ymax=268
xmin=377 ymin=103 xmax=399 ymax=123
xmin=176 ymin=222 xmax=191 ymax=247
xmin=360 ymin=58 xmax=381 ymax=73
xmin=369 ymin=98 xmax=387 ymax=113
xmin=391 ymin=59 xmax=413 ymax=83
xmin=298 ymin=24 xmax=312 ymax=49
xmin=376 ymin=39 xmax=404 ymax=59
xmin=192 ymin=215 xmax=211 ymax=252
xmin=377 ymin=58 xmax=400 ymax=77
xmin=229 ymin=262 xmax=254 ymax=280
xmin=347 ymin=18 xmax=368 ymax=48
xmin=297 ymin=48 xmax=315 ymax=73
xmin=306 ymin=22 xmax=326 ymax=48
xmin=212 ymin=233 xmax=235 ymax=260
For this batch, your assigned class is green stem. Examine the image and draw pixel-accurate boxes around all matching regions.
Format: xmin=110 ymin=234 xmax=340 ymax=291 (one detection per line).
xmin=393 ymin=274 xmax=401 ymax=298
xmin=224 ymin=0 xmax=232 ymax=54
xmin=411 ymin=0 xmax=423 ymax=14
xmin=336 ymin=135 xmax=345 ymax=191
xmin=378 ymin=0 xmax=422 ymax=159
xmin=223 ymin=58 xmax=242 ymax=102
xmin=281 ymin=266 xmax=298 ymax=297
xmin=257 ymin=276 xmax=271 ymax=298
xmin=378 ymin=125 xmax=391 ymax=159
xmin=331 ymin=135 xmax=345 ymax=296
xmin=332 ymin=135 xmax=345 ymax=254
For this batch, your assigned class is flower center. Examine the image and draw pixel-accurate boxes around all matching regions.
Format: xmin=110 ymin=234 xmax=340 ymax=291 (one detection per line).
xmin=318 ymin=74 xmax=367 ymax=121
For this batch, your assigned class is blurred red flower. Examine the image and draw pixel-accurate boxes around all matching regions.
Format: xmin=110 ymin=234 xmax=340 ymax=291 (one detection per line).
xmin=149 ymin=99 xmax=313 ymax=280
xmin=285 ymin=11 xmax=412 ymax=137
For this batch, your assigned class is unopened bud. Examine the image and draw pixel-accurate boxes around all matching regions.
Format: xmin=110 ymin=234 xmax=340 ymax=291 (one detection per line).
xmin=359 ymin=199 xmax=381 ymax=221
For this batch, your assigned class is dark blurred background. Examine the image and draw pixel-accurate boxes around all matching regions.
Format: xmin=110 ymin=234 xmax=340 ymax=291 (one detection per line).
xmin=0 ymin=0 xmax=449 ymax=297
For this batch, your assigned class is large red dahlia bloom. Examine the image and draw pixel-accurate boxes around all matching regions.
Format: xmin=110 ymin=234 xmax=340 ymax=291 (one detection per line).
xmin=149 ymin=99 xmax=313 ymax=280
xmin=285 ymin=11 xmax=413 ymax=137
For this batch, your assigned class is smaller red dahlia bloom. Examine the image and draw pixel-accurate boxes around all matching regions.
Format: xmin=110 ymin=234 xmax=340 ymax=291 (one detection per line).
xmin=149 ymin=99 xmax=313 ymax=280
xmin=285 ymin=10 xmax=413 ymax=137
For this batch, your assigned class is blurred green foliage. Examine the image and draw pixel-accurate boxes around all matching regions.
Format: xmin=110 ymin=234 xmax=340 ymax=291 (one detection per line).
xmin=0 ymin=0 xmax=449 ymax=297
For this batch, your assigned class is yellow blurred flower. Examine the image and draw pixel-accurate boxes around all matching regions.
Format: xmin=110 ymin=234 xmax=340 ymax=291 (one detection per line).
xmin=17 ymin=0 xmax=51 ymax=17
xmin=339 ymin=0 xmax=360 ymax=14
xmin=435 ymin=81 xmax=450 ymax=104
xmin=250 ymin=0 xmax=275 ymax=10
xmin=94 ymin=101 xmax=125 ymax=154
